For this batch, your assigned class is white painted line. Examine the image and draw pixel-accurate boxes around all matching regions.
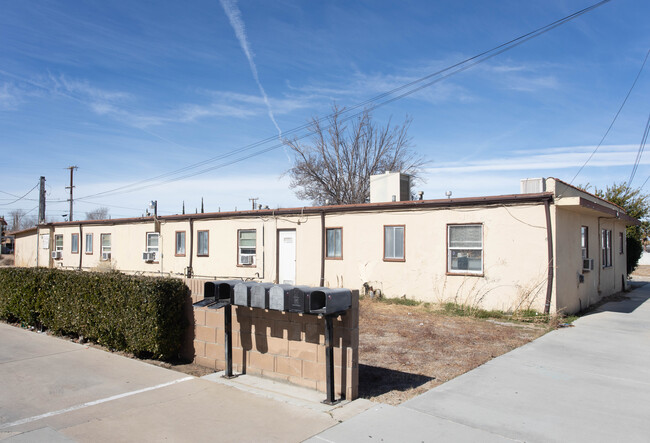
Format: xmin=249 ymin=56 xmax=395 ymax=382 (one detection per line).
xmin=0 ymin=376 xmax=194 ymax=430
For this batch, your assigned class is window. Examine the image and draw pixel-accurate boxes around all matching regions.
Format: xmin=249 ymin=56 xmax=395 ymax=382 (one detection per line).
xmin=384 ymin=225 xmax=405 ymax=261
xmin=71 ymin=233 xmax=79 ymax=254
xmin=581 ymin=226 xmax=589 ymax=259
xmin=146 ymin=233 xmax=159 ymax=261
xmin=619 ymin=232 xmax=624 ymax=255
xmin=175 ymin=231 xmax=186 ymax=256
xmin=326 ymin=228 xmax=342 ymax=259
xmin=101 ymin=233 xmax=111 ymax=260
xmin=448 ymin=224 xmax=483 ymax=274
xmin=238 ymin=229 xmax=256 ymax=265
xmin=41 ymin=234 xmax=50 ymax=249
xmin=197 ymin=230 xmax=209 ymax=256
xmin=85 ymin=233 xmax=93 ymax=254
xmin=55 ymin=234 xmax=63 ymax=252
xmin=601 ymin=229 xmax=612 ymax=268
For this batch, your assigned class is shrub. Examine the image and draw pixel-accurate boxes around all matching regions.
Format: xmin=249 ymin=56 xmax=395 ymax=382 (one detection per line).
xmin=0 ymin=268 xmax=188 ymax=359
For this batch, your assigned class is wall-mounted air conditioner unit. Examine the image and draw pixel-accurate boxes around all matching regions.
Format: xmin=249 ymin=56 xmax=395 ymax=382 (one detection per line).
xmin=142 ymin=252 xmax=156 ymax=262
xmin=102 ymin=252 xmax=111 ymax=261
xmin=582 ymin=258 xmax=594 ymax=272
xmin=51 ymin=251 xmax=62 ymax=259
xmin=240 ymin=255 xmax=254 ymax=265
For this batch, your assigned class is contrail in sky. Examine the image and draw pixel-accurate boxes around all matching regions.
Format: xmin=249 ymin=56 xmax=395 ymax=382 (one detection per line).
xmin=219 ymin=0 xmax=282 ymax=139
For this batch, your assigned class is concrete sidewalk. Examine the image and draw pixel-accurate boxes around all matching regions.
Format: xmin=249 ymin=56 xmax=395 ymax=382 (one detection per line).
xmin=310 ymin=284 xmax=650 ymax=443
xmin=0 ymin=322 xmax=369 ymax=442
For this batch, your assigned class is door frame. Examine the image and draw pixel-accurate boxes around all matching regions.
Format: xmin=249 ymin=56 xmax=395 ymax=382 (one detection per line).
xmin=276 ymin=228 xmax=297 ymax=284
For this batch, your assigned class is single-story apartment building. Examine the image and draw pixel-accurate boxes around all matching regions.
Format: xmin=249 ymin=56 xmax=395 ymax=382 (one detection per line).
xmin=12 ymin=176 xmax=636 ymax=314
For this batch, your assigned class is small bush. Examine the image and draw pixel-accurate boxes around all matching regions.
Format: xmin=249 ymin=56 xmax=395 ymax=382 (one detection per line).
xmin=378 ymin=296 xmax=420 ymax=306
xmin=0 ymin=268 xmax=188 ymax=359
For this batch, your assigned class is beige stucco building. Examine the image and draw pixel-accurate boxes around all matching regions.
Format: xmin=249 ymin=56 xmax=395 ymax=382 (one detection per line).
xmin=12 ymin=177 xmax=636 ymax=314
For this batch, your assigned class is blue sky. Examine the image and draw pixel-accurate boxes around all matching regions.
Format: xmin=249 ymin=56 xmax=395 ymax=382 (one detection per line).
xmin=1 ymin=0 xmax=649 ymax=221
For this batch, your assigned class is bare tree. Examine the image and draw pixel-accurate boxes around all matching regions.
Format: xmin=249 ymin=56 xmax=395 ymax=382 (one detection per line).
xmin=7 ymin=209 xmax=38 ymax=232
xmin=85 ymin=207 xmax=110 ymax=220
xmin=283 ymin=105 xmax=426 ymax=205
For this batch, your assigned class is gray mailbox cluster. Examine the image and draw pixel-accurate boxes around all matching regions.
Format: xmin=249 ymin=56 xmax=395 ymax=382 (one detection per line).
xmin=232 ymin=282 xmax=352 ymax=315
xmin=192 ymin=279 xmax=352 ymax=405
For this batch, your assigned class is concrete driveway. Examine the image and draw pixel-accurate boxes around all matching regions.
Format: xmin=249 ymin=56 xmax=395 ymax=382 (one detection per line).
xmin=310 ymin=283 xmax=650 ymax=442
xmin=0 ymin=322 xmax=367 ymax=442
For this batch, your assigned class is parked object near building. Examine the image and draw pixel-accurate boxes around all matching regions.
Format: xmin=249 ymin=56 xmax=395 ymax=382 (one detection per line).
xmin=11 ymin=177 xmax=637 ymax=314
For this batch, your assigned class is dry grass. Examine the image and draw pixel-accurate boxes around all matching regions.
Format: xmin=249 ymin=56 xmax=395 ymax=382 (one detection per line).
xmin=358 ymin=298 xmax=547 ymax=405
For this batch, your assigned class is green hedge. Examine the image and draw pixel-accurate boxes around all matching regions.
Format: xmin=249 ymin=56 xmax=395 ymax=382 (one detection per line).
xmin=0 ymin=268 xmax=188 ymax=359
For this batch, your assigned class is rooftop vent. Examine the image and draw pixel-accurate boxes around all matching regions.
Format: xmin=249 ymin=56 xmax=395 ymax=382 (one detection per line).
xmin=520 ymin=178 xmax=546 ymax=194
xmin=370 ymin=172 xmax=411 ymax=203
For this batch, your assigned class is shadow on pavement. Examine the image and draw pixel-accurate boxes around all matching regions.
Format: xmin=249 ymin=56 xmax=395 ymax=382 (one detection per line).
xmin=358 ymin=364 xmax=434 ymax=399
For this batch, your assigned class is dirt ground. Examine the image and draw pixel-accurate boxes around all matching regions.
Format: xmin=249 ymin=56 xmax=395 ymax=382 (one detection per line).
xmin=0 ymin=255 xmax=14 ymax=267
xmin=630 ymin=264 xmax=650 ymax=277
xmin=357 ymin=298 xmax=547 ymax=405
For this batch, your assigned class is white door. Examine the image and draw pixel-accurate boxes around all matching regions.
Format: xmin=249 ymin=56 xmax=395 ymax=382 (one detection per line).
xmin=278 ymin=230 xmax=296 ymax=284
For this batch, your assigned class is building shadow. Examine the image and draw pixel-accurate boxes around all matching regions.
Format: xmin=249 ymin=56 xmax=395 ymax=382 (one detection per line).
xmin=358 ymin=364 xmax=434 ymax=399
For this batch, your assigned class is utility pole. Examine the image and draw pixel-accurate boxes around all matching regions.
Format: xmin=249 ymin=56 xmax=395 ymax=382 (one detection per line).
xmin=249 ymin=197 xmax=259 ymax=210
xmin=38 ymin=176 xmax=46 ymax=224
xmin=66 ymin=166 xmax=78 ymax=221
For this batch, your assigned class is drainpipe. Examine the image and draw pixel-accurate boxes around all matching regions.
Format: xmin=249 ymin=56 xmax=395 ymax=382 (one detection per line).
xmin=79 ymin=224 xmax=83 ymax=270
xmin=320 ymin=211 xmax=325 ymax=287
xmin=36 ymin=226 xmax=40 ymax=267
xmin=544 ymin=199 xmax=554 ymax=315
xmin=188 ymin=218 xmax=194 ymax=278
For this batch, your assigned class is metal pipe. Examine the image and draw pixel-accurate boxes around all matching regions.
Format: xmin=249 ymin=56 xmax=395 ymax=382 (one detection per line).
xmin=79 ymin=224 xmax=83 ymax=270
xmin=320 ymin=211 xmax=325 ymax=287
xmin=188 ymin=218 xmax=194 ymax=278
xmin=323 ymin=315 xmax=337 ymax=405
xmin=223 ymin=304 xmax=234 ymax=378
xmin=543 ymin=199 xmax=554 ymax=314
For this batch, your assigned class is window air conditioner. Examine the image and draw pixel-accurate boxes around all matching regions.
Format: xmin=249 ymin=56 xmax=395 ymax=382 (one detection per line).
xmin=142 ymin=252 xmax=156 ymax=262
xmin=51 ymin=251 xmax=62 ymax=259
xmin=102 ymin=252 xmax=111 ymax=261
xmin=240 ymin=255 xmax=254 ymax=265
xmin=582 ymin=258 xmax=594 ymax=272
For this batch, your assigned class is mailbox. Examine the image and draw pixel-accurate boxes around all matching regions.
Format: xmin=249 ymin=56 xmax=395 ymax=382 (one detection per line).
xmin=233 ymin=281 xmax=258 ymax=307
xmin=308 ymin=288 xmax=352 ymax=315
xmin=250 ymin=283 xmax=275 ymax=309
xmin=268 ymin=284 xmax=295 ymax=311
xmin=193 ymin=280 xmax=240 ymax=309
xmin=285 ymin=285 xmax=319 ymax=313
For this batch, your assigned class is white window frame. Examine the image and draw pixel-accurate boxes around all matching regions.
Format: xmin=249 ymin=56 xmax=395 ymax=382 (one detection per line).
xmin=602 ymin=229 xmax=612 ymax=268
xmin=238 ymin=229 xmax=256 ymax=266
xmin=146 ymin=232 xmax=160 ymax=261
xmin=101 ymin=233 xmax=111 ymax=260
xmin=85 ymin=233 xmax=93 ymax=254
xmin=447 ymin=224 xmax=483 ymax=275
xmin=54 ymin=234 xmax=63 ymax=252
xmin=581 ymin=226 xmax=589 ymax=259
xmin=383 ymin=225 xmax=405 ymax=261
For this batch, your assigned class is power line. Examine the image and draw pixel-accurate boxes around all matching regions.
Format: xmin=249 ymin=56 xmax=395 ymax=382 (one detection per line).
xmin=628 ymin=112 xmax=650 ymax=187
xmin=0 ymin=183 xmax=39 ymax=206
xmin=75 ymin=0 xmax=613 ymax=202
xmin=569 ymin=48 xmax=650 ymax=185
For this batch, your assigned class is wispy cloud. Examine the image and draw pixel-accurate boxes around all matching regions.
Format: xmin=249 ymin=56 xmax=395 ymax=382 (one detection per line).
xmin=427 ymin=144 xmax=642 ymax=174
xmin=0 ymin=83 xmax=23 ymax=109
xmin=219 ymin=0 xmax=283 ymax=138
xmin=479 ymin=61 xmax=561 ymax=93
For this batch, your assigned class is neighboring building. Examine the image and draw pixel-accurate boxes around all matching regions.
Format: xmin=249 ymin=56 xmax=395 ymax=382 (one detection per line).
xmin=12 ymin=177 xmax=637 ymax=314
xmin=0 ymin=217 xmax=13 ymax=255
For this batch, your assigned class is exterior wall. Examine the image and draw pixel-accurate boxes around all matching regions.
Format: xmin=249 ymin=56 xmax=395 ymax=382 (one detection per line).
xmin=553 ymin=207 xmax=627 ymax=313
xmin=11 ymin=187 xmax=633 ymax=315
xmin=14 ymin=231 xmax=37 ymax=267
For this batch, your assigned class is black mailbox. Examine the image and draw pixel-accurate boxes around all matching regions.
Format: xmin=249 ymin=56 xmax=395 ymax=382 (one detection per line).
xmin=268 ymin=284 xmax=295 ymax=311
xmin=284 ymin=285 xmax=319 ymax=313
xmin=250 ymin=283 xmax=275 ymax=309
xmin=233 ymin=281 xmax=258 ymax=307
xmin=193 ymin=280 xmax=235 ymax=307
xmin=308 ymin=288 xmax=352 ymax=315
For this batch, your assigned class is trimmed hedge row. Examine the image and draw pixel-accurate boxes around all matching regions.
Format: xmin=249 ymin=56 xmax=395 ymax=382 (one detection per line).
xmin=0 ymin=268 xmax=188 ymax=359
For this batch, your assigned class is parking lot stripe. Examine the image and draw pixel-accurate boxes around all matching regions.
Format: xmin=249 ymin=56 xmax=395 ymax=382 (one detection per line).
xmin=0 ymin=376 xmax=194 ymax=430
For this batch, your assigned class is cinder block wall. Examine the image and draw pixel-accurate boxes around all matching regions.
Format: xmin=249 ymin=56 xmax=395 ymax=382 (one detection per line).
xmin=185 ymin=279 xmax=359 ymax=400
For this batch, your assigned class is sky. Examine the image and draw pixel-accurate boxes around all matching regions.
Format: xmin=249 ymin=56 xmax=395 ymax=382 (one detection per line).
xmin=1 ymin=0 xmax=649 ymax=222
